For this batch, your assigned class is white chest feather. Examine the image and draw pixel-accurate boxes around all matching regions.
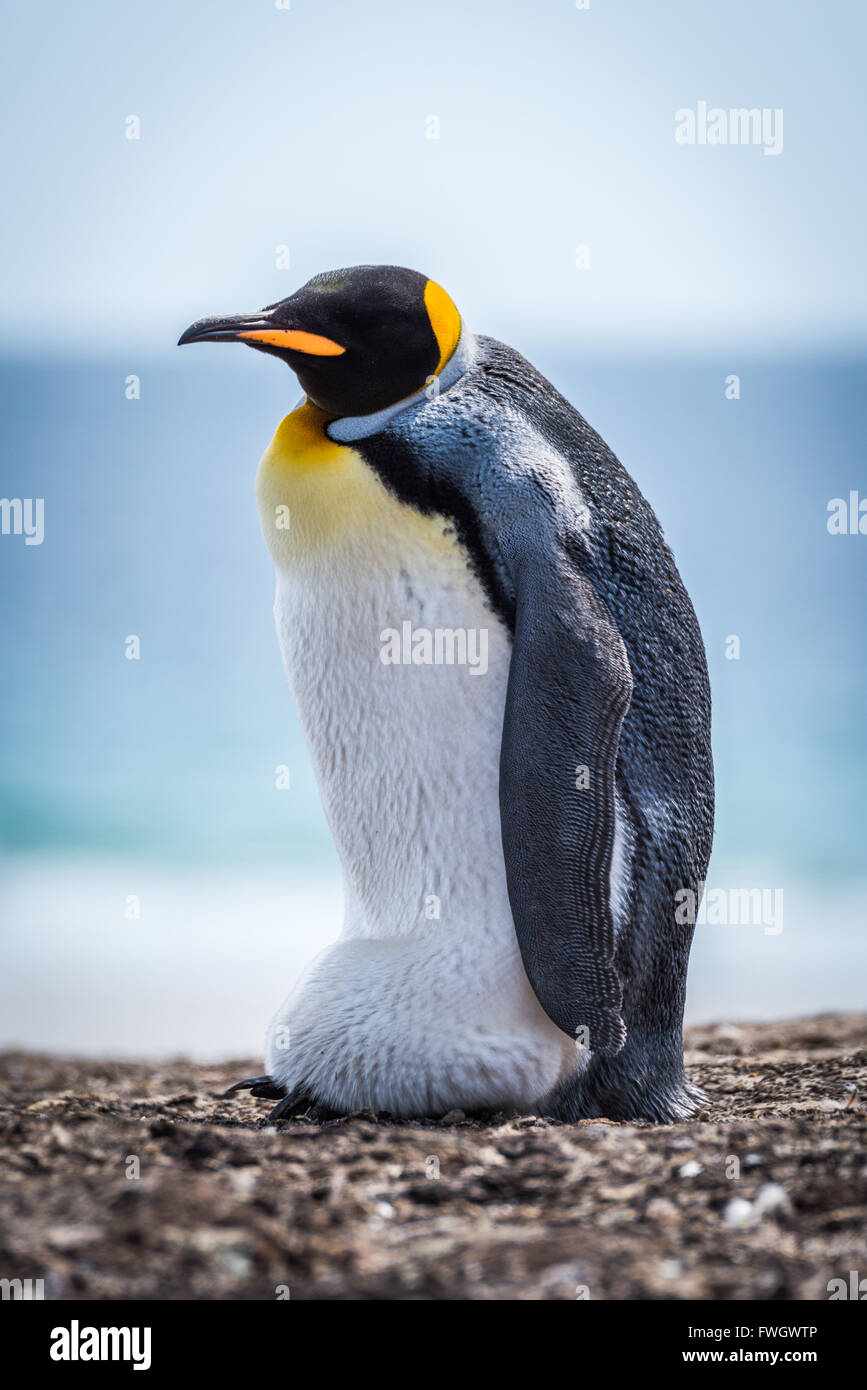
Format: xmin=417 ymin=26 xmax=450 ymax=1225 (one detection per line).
xmin=255 ymin=404 xmax=578 ymax=1114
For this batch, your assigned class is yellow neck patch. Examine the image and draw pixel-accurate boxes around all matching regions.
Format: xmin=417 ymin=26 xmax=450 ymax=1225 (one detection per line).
xmin=424 ymin=280 xmax=462 ymax=375
xmin=262 ymin=400 xmax=342 ymax=469
xmin=255 ymin=400 xmax=456 ymax=567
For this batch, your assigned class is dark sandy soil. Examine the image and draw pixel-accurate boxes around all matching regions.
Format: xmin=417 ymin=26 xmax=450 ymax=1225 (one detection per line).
xmin=1 ymin=1014 xmax=864 ymax=1300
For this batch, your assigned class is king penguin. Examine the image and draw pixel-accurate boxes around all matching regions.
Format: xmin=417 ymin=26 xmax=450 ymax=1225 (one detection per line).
xmin=178 ymin=265 xmax=714 ymax=1123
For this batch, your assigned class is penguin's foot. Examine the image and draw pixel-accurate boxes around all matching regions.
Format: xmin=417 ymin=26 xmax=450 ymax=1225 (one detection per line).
xmin=221 ymin=1074 xmax=286 ymax=1101
xmin=549 ymin=1048 xmax=707 ymax=1125
xmin=266 ymin=1088 xmax=343 ymax=1124
xmin=222 ymin=1075 xmax=343 ymax=1123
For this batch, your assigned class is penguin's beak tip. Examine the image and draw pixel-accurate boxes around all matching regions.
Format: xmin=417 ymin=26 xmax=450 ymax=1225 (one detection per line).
xmin=177 ymin=317 xmax=232 ymax=347
xmin=177 ymin=312 xmax=272 ymax=347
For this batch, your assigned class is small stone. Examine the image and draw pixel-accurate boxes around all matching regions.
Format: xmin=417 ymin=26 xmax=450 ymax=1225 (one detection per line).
xmin=647 ymin=1197 xmax=679 ymax=1222
xmin=49 ymin=1123 xmax=72 ymax=1149
xmin=679 ymin=1159 xmax=703 ymax=1178
xmin=229 ymin=1168 xmax=257 ymax=1196
xmin=514 ymin=1114 xmax=537 ymax=1128
xmin=440 ymin=1109 xmax=466 ymax=1126
xmin=659 ymin=1258 xmax=682 ymax=1279
xmin=217 ymin=1248 xmax=252 ymax=1279
xmin=49 ymin=1223 xmax=103 ymax=1250
xmin=753 ymin=1182 xmax=790 ymax=1218
xmin=724 ymin=1197 xmax=754 ymax=1229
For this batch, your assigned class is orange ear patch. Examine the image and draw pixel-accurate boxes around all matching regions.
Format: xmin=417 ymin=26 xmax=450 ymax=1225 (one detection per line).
xmin=424 ymin=280 xmax=461 ymax=374
xmin=239 ymin=328 xmax=346 ymax=356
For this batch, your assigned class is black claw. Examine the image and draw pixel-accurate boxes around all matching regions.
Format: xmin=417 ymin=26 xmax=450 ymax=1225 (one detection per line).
xmin=221 ymin=1077 xmax=339 ymax=1122
xmin=267 ymin=1088 xmax=312 ymax=1122
xmin=222 ymin=1074 xmax=286 ymax=1101
xmin=266 ymin=1090 xmax=343 ymax=1123
xmin=305 ymin=1102 xmax=339 ymax=1123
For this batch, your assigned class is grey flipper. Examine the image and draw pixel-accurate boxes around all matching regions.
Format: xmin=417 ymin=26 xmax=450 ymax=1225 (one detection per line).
xmin=356 ymin=349 xmax=635 ymax=1056
xmin=499 ymin=552 xmax=631 ymax=1054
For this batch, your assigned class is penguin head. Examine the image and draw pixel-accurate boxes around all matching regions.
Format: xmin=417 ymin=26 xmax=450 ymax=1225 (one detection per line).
xmin=178 ymin=264 xmax=462 ymax=417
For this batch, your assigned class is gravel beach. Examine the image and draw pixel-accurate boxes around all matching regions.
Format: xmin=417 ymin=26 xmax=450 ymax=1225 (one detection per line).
xmin=1 ymin=1013 xmax=864 ymax=1301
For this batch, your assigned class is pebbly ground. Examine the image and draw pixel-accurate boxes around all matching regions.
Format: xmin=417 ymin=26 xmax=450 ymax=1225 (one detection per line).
xmin=0 ymin=1013 xmax=864 ymax=1301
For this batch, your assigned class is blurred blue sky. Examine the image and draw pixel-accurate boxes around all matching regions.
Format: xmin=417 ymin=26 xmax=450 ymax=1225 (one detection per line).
xmin=1 ymin=1 xmax=865 ymax=1054
xmin=2 ymin=0 xmax=866 ymax=356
